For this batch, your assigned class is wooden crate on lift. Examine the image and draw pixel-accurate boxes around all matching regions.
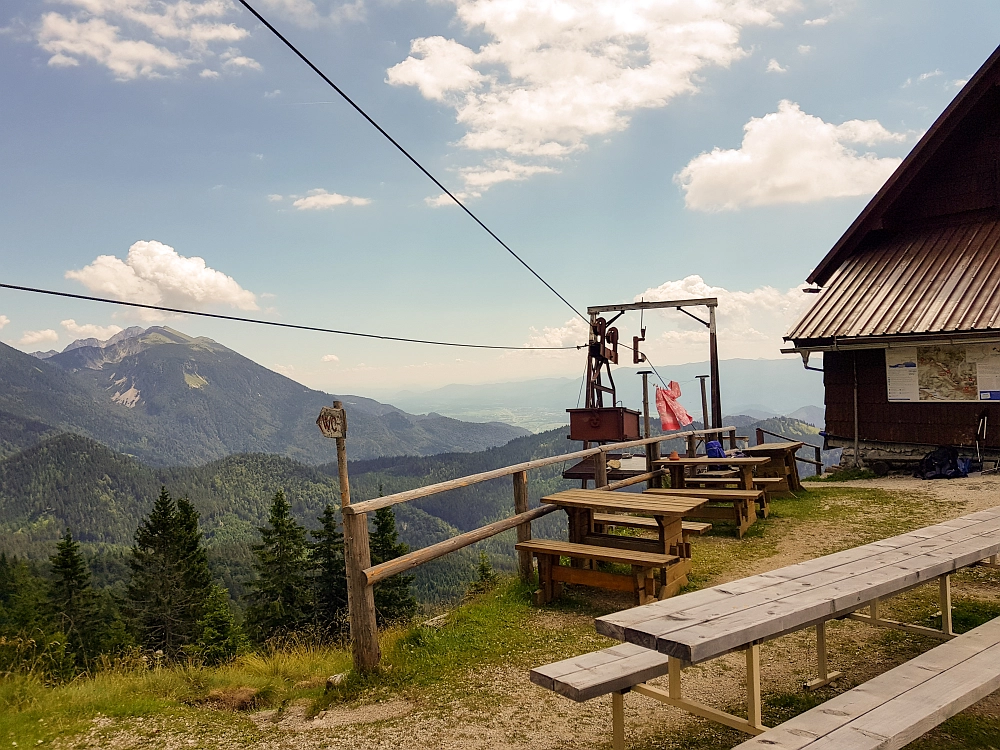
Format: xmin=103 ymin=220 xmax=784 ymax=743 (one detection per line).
xmin=568 ymin=407 xmax=641 ymax=443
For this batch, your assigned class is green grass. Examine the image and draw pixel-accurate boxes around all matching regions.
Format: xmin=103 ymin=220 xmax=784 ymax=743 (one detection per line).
xmin=804 ymin=468 xmax=878 ymax=482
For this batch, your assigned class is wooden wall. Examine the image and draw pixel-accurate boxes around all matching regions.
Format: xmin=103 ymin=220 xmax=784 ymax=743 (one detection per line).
xmin=824 ymin=349 xmax=1000 ymax=448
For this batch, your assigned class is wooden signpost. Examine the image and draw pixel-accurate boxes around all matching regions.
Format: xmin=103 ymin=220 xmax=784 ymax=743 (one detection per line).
xmin=317 ymin=401 xmax=380 ymax=672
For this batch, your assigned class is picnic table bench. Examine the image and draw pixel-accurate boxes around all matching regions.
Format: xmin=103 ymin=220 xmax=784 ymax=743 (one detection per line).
xmin=530 ymin=507 xmax=1000 ymax=746
xmin=515 ymin=539 xmax=678 ymax=605
xmin=644 ymin=487 xmax=767 ymax=536
xmin=733 ymin=614 xmax=1000 ymax=750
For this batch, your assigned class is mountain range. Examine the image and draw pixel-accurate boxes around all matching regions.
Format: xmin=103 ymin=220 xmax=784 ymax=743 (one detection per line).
xmin=0 ymin=326 xmax=527 ymax=466
xmin=377 ymin=358 xmax=827 ymax=431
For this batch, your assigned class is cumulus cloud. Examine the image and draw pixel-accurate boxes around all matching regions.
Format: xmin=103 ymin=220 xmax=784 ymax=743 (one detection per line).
xmin=292 ymin=189 xmax=371 ymax=210
xmin=766 ymin=58 xmax=786 ymax=73
xmin=66 ymin=240 xmax=258 ymax=315
xmin=426 ymin=160 xmax=558 ymax=205
xmin=523 ymin=317 xmax=589 ymax=351
xmin=0 ymin=315 xmax=8 ymax=330
xmin=19 ymin=329 xmax=59 ymax=347
xmin=221 ymin=47 xmax=261 ymax=71
xmin=321 ymin=353 xmax=340 ymax=362
xmin=267 ymin=194 xmax=284 ymax=202
xmin=61 ymin=319 xmax=124 ymax=340
xmin=388 ymin=0 xmax=798 ymax=198
xmin=675 ymin=101 xmax=908 ymax=211
xmin=635 ymin=275 xmax=814 ymax=362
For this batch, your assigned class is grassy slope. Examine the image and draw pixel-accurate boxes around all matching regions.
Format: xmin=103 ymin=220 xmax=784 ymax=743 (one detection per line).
xmin=5 ymin=482 xmax=1000 ymax=748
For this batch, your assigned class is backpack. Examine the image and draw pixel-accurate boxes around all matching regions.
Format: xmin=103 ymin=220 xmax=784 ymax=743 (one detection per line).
xmin=705 ymin=441 xmax=727 ymax=459
xmin=914 ymin=447 xmax=968 ymax=480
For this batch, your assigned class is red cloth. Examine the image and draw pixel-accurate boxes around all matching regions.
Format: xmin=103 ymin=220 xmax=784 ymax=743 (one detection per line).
xmin=656 ymin=382 xmax=694 ymax=431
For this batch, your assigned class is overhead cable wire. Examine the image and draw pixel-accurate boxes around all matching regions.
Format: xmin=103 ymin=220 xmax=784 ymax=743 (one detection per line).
xmin=0 ymin=283 xmax=584 ymax=351
xmin=233 ymin=0 xmax=588 ymax=324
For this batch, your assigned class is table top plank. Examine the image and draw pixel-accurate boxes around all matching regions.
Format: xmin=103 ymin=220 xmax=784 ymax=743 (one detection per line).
xmin=516 ymin=539 xmax=679 ymax=567
xmin=541 ymin=489 xmax=707 ymax=515
xmin=595 ymin=508 xmax=1000 ymax=662
xmin=743 ymin=442 xmax=804 ymax=452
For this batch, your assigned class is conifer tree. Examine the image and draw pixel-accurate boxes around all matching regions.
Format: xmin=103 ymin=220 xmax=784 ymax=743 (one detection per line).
xmin=127 ymin=487 xmax=212 ymax=657
xmin=310 ymin=504 xmax=348 ymax=636
xmin=244 ymin=490 xmax=313 ymax=641
xmin=192 ymin=585 xmax=247 ymax=665
xmin=48 ymin=529 xmax=100 ymax=665
xmin=369 ymin=507 xmax=418 ymax=626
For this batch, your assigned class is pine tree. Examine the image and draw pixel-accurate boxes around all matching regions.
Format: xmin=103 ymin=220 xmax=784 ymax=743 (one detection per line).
xmin=369 ymin=507 xmax=418 ymax=626
xmin=48 ymin=529 xmax=101 ymax=666
xmin=127 ymin=487 xmax=212 ymax=657
xmin=244 ymin=490 xmax=313 ymax=641
xmin=310 ymin=504 xmax=348 ymax=636
xmin=192 ymin=585 xmax=247 ymax=665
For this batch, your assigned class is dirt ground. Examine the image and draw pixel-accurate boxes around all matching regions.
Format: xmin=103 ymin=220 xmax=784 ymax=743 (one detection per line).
xmin=65 ymin=474 xmax=1000 ymax=750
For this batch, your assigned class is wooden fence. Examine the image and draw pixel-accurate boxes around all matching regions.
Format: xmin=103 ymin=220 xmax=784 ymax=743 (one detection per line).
xmin=331 ymin=402 xmax=737 ymax=671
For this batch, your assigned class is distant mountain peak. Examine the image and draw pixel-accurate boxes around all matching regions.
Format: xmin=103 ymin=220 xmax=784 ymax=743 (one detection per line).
xmin=63 ymin=326 xmax=147 ymax=353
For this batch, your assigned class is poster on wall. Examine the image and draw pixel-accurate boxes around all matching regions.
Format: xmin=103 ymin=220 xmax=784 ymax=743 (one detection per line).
xmin=886 ymin=343 xmax=1000 ymax=402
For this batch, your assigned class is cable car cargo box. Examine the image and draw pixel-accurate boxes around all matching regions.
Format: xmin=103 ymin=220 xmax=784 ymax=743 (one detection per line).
xmin=568 ymin=407 xmax=641 ymax=442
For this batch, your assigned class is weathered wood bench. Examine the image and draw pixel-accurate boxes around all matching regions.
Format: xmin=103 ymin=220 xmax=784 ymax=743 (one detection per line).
xmin=529 ymin=508 xmax=1000 ymax=747
xmin=593 ymin=514 xmax=712 ymax=541
xmin=733 ymin=615 xmax=1000 ymax=750
xmin=515 ymin=539 xmax=678 ymax=606
xmin=645 ymin=487 xmax=766 ymax=535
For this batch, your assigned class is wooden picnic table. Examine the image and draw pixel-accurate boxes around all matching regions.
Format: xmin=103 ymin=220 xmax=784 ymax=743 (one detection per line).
xmin=743 ymin=441 xmax=805 ymax=492
xmin=562 ymin=454 xmax=650 ymax=486
xmin=533 ymin=506 xmax=1000 ymax=740
xmin=540 ymin=489 xmax=708 ymax=598
xmin=653 ymin=455 xmax=770 ymax=491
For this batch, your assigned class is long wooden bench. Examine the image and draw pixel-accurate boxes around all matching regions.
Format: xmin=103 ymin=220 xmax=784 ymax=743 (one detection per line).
xmin=529 ymin=508 xmax=1000 ymax=746
xmin=733 ymin=615 xmax=1000 ymax=750
xmin=645 ymin=487 xmax=766 ymax=535
xmin=515 ymin=539 xmax=678 ymax=606
xmin=593 ymin=514 xmax=712 ymax=540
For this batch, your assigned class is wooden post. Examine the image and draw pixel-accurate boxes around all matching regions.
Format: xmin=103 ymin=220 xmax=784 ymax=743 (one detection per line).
xmin=512 ymin=471 xmax=533 ymax=583
xmin=804 ymin=621 xmax=842 ymax=690
xmin=320 ymin=401 xmax=380 ymax=673
xmin=697 ymin=374 xmax=710 ymax=431
xmin=708 ymin=305 xmax=722 ymax=433
xmin=595 ymin=450 xmax=609 ymax=488
xmin=755 ymin=427 xmax=764 ymax=446
xmin=668 ymin=656 xmax=682 ymax=698
xmin=746 ymin=644 xmax=762 ymax=730
xmin=612 ymin=691 xmax=625 ymax=750
xmin=940 ymin=575 xmax=953 ymax=636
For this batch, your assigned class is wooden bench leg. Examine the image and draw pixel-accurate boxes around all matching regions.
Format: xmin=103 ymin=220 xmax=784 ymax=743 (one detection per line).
xmin=612 ymin=691 xmax=625 ymax=750
xmin=533 ymin=554 xmax=554 ymax=605
xmin=940 ymin=574 xmax=953 ymax=637
xmin=746 ymin=644 xmax=763 ymax=731
xmin=804 ymin=621 xmax=842 ymax=690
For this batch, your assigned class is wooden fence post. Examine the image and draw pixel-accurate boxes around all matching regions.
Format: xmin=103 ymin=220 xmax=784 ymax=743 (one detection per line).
xmin=512 ymin=471 xmax=533 ymax=583
xmin=319 ymin=401 xmax=380 ymax=672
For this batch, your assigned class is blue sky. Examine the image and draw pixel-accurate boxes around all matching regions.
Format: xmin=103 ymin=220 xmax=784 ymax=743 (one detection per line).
xmin=2 ymin=0 xmax=998 ymax=394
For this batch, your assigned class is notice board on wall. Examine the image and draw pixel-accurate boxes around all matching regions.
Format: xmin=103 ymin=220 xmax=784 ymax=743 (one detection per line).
xmin=886 ymin=343 xmax=1000 ymax=402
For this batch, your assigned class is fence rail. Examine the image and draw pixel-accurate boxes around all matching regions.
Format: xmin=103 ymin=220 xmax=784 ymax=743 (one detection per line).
xmin=756 ymin=428 xmax=825 ymax=470
xmin=337 ymin=419 xmax=736 ymax=671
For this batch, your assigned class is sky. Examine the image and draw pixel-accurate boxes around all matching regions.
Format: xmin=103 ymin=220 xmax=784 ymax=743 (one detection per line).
xmin=2 ymin=0 xmax=999 ymax=397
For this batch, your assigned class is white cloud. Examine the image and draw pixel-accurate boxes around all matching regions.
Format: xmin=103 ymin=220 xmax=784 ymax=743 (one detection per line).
xmin=19 ymin=329 xmax=59 ymax=347
xmin=267 ymin=194 xmax=284 ymax=202
xmin=387 ymin=0 xmax=799 ymax=198
xmin=60 ymin=319 xmax=124 ymax=340
xmin=258 ymin=0 xmax=365 ymax=26
xmin=199 ymin=68 xmax=219 ymax=78
xmin=524 ymin=317 xmax=589 ymax=350
xmin=426 ymin=160 xmax=559 ymax=205
xmin=919 ymin=69 xmax=942 ymax=81
xmin=635 ymin=275 xmax=814 ymax=362
xmin=66 ymin=240 xmax=258 ymax=315
xmin=0 ymin=315 xmax=8 ymax=330
xmin=766 ymin=58 xmax=786 ymax=73
xmin=803 ymin=17 xmax=828 ymax=26
xmin=39 ymin=12 xmax=188 ymax=79
xmin=321 ymin=353 xmax=340 ymax=362
xmin=221 ymin=47 xmax=261 ymax=71
xmin=675 ymin=100 xmax=908 ymax=211
xmin=264 ymin=89 xmax=282 ymax=98
xmin=797 ymin=44 xmax=812 ymax=54
xmin=292 ymin=189 xmax=371 ymax=210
